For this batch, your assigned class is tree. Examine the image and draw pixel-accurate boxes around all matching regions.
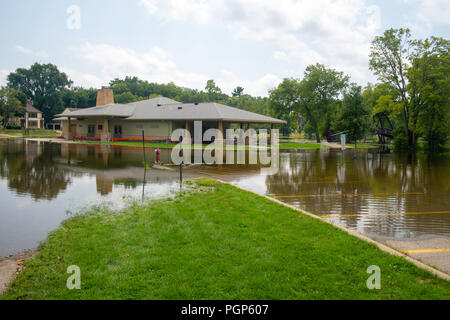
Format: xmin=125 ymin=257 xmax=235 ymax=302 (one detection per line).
xmin=407 ymin=37 xmax=450 ymax=150
xmin=205 ymin=79 xmax=222 ymax=101
xmin=369 ymin=28 xmax=414 ymax=146
xmin=115 ymin=91 xmax=141 ymax=104
xmin=268 ymin=78 xmax=302 ymax=135
xmin=298 ymin=64 xmax=349 ymax=142
xmin=232 ymin=86 xmax=244 ymax=97
xmin=60 ymin=87 xmax=97 ymax=109
xmin=7 ymin=63 xmax=72 ymax=122
xmin=269 ymin=65 xmax=348 ymax=140
xmin=362 ymin=83 xmax=399 ymax=144
xmin=0 ymin=87 xmax=27 ymax=128
xmin=335 ymin=84 xmax=371 ymax=149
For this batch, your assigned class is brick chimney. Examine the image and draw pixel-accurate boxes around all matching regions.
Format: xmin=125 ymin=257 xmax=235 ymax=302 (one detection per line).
xmin=96 ymin=87 xmax=114 ymax=106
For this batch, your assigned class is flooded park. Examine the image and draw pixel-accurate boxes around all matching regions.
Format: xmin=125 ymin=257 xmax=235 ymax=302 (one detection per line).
xmin=0 ymin=138 xmax=449 ymax=272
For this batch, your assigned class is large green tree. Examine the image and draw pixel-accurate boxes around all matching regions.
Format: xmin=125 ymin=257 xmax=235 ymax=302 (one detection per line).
xmin=335 ymin=85 xmax=371 ymax=149
xmin=270 ymin=64 xmax=348 ymax=142
xmin=0 ymin=87 xmax=27 ymax=128
xmin=232 ymin=86 xmax=244 ymax=97
xmin=407 ymin=37 xmax=450 ymax=150
xmin=7 ymin=63 xmax=72 ymax=122
xmin=60 ymin=87 xmax=98 ymax=109
xmin=268 ymin=78 xmax=302 ymax=135
xmin=369 ymin=28 xmax=415 ymax=146
xmin=362 ymin=83 xmax=399 ymax=144
xmin=205 ymin=79 xmax=223 ymax=101
xmin=300 ymin=64 xmax=349 ymax=142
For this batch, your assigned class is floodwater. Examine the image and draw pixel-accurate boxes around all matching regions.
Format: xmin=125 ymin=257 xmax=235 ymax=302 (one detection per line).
xmin=229 ymin=149 xmax=450 ymax=240
xmin=0 ymin=138 xmax=449 ymax=258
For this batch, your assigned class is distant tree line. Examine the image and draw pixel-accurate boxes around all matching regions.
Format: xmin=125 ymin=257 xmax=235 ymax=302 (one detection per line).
xmin=0 ymin=64 xmax=269 ymax=129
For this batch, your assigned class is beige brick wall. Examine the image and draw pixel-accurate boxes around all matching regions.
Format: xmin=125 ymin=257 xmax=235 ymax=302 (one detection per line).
xmin=96 ymin=87 xmax=114 ymax=106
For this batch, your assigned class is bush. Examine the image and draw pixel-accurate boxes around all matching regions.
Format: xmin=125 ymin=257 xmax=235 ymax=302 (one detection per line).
xmin=6 ymin=124 xmax=21 ymax=130
xmin=393 ymin=127 xmax=410 ymax=150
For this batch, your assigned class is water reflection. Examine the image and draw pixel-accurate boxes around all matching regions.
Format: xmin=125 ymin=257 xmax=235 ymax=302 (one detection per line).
xmin=0 ymin=139 xmax=449 ymax=257
xmin=0 ymin=140 xmax=72 ymax=200
xmin=232 ymin=149 xmax=450 ymax=239
xmin=0 ymin=139 xmax=184 ymax=257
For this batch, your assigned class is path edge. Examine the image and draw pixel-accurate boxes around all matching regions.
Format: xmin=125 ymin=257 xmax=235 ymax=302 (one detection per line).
xmin=218 ymin=179 xmax=450 ymax=282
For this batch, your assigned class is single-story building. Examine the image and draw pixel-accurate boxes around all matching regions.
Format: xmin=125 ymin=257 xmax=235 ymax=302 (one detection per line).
xmin=47 ymin=108 xmax=82 ymax=130
xmin=10 ymin=100 xmax=44 ymax=129
xmin=55 ymin=87 xmax=285 ymax=142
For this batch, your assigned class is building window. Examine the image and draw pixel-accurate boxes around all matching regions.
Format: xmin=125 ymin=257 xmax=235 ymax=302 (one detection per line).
xmin=136 ymin=125 xmax=143 ymax=129
xmin=29 ymin=113 xmax=37 ymax=118
xmin=28 ymin=121 xmax=38 ymax=127
xmin=151 ymin=124 xmax=160 ymax=129
xmin=98 ymin=124 xmax=103 ymax=131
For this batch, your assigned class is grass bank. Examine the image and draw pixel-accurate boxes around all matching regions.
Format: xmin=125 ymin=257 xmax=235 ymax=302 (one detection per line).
xmin=72 ymin=140 xmax=328 ymax=150
xmin=2 ymin=179 xmax=448 ymax=300
xmin=3 ymin=129 xmax=60 ymax=138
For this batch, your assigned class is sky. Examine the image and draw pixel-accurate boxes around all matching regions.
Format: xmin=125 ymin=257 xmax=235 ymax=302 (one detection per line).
xmin=0 ymin=0 xmax=448 ymax=97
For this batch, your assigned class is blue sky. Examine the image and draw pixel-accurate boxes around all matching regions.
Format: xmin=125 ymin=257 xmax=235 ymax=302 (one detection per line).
xmin=0 ymin=0 xmax=448 ymax=96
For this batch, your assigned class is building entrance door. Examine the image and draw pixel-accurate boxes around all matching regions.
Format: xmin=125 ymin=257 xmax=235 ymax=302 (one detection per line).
xmin=114 ymin=125 xmax=122 ymax=138
xmin=87 ymin=125 xmax=95 ymax=137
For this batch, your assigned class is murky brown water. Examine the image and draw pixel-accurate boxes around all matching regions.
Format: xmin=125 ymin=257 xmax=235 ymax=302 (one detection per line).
xmin=228 ymin=150 xmax=450 ymax=239
xmin=0 ymin=139 xmax=449 ymax=257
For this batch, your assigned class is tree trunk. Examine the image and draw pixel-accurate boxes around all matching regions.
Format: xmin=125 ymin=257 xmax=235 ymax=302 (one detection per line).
xmin=305 ymin=107 xmax=320 ymax=143
xmin=314 ymin=124 xmax=320 ymax=143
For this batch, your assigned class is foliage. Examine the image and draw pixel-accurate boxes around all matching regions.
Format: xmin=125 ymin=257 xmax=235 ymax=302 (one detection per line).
xmin=0 ymin=87 xmax=26 ymax=128
xmin=269 ymin=64 xmax=349 ymax=142
xmin=407 ymin=37 xmax=450 ymax=151
xmin=268 ymin=78 xmax=302 ymax=135
xmin=60 ymin=87 xmax=98 ymax=109
xmin=232 ymin=86 xmax=244 ymax=97
xmin=334 ymin=85 xmax=371 ymax=145
xmin=7 ymin=63 xmax=72 ymax=123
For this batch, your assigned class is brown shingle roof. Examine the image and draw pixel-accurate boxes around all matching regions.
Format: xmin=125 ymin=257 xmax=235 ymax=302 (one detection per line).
xmin=24 ymin=101 xmax=41 ymax=113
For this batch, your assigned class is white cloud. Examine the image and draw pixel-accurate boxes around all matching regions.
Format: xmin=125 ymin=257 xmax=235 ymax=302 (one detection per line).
xmin=15 ymin=45 xmax=49 ymax=59
xmin=0 ymin=69 xmax=9 ymax=86
xmin=402 ymin=0 xmax=450 ymax=36
xmin=140 ymin=0 xmax=381 ymax=83
xmin=69 ymin=42 xmax=276 ymax=96
xmin=219 ymin=69 xmax=281 ymax=96
xmin=60 ymin=67 xmax=104 ymax=89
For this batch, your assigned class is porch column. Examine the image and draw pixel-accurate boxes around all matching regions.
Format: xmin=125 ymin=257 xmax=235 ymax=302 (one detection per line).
xmin=218 ymin=120 xmax=224 ymax=146
xmin=245 ymin=123 xmax=250 ymax=146
xmin=100 ymin=118 xmax=110 ymax=142
xmin=64 ymin=117 xmax=73 ymax=140
xmin=268 ymin=123 xmax=274 ymax=146
xmin=185 ymin=120 xmax=190 ymax=140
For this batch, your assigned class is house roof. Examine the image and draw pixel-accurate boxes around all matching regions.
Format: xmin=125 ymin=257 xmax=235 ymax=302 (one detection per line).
xmin=25 ymin=101 xmax=41 ymax=113
xmin=55 ymin=97 xmax=285 ymax=124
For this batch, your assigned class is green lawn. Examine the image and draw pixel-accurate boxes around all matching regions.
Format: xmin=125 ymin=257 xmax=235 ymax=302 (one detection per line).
xmin=279 ymin=142 xmax=322 ymax=149
xmin=77 ymin=140 xmax=325 ymax=150
xmin=2 ymin=179 xmax=448 ymax=300
xmin=3 ymin=129 xmax=60 ymax=138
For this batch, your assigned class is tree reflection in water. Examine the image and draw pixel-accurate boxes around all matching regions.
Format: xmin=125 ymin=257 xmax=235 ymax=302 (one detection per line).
xmin=0 ymin=140 xmax=72 ymax=200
